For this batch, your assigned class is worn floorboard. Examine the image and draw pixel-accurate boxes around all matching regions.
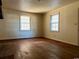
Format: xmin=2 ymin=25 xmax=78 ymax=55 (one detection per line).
xmin=0 ymin=38 xmax=79 ymax=59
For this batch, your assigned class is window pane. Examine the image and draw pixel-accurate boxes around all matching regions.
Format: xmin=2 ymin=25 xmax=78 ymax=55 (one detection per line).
xmin=51 ymin=24 xmax=58 ymax=31
xmin=51 ymin=24 xmax=56 ymax=29
xmin=51 ymin=15 xmax=59 ymax=23
xmin=50 ymin=14 xmax=59 ymax=32
xmin=55 ymin=24 xmax=58 ymax=31
xmin=20 ymin=16 xmax=31 ymax=30
xmin=21 ymin=16 xmax=30 ymax=23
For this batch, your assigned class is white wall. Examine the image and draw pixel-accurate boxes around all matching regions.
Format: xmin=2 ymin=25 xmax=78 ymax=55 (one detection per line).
xmin=43 ymin=1 xmax=79 ymax=46
xmin=0 ymin=8 xmax=43 ymax=40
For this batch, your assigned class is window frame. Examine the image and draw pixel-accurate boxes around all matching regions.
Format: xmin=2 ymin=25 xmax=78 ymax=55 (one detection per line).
xmin=50 ymin=13 xmax=60 ymax=32
xmin=19 ymin=15 xmax=31 ymax=31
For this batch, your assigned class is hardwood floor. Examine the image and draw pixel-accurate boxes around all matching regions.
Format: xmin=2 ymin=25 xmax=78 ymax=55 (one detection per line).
xmin=0 ymin=37 xmax=79 ymax=59
xmin=0 ymin=55 xmax=14 ymax=59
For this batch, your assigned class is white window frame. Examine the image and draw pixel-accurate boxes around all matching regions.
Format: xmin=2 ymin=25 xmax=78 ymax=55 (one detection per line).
xmin=20 ymin=15 xmax=31 ymax=31
xmin=50 ymin=13 xmax=60 ymax=32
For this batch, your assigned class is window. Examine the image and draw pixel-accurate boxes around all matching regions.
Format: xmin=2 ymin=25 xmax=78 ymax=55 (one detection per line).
xmin=20 ymin=16 xmax=31 ymax=31
xmin=50 ymin=13 xmax=60 ymax=32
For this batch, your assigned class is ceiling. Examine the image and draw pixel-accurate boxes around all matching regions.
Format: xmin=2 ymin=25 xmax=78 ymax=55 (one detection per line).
xmin=2 ymin=0 xmax=79 ymax=13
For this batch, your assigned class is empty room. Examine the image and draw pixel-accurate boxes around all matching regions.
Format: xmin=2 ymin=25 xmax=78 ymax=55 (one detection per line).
xmin=0 ymin=0 xmax=79 ymax=59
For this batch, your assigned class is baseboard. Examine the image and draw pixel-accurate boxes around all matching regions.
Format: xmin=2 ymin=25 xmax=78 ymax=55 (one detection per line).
xmin=0 ymin=37 xmax=42 ymax=41
xmin=43 ymin=37 xmax=79 ymax=47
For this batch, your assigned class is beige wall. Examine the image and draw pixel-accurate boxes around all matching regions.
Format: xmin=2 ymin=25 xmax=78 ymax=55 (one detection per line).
xmin=78 ymin=8 xmax=79 ymax=45
xmin=0 ymin=8 xmax=43 ymax=40
xmin=43 ymin=1 xmax=79 ymax=46
xmin=0 ymin=1 xmax=79 ymax=46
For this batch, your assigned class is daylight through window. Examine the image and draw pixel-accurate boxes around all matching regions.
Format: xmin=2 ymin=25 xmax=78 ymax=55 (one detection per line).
xmin=50 ymin=14 xmax=59 ymax=32
xmin=20 ymin=16 xmax=31 ymax=31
